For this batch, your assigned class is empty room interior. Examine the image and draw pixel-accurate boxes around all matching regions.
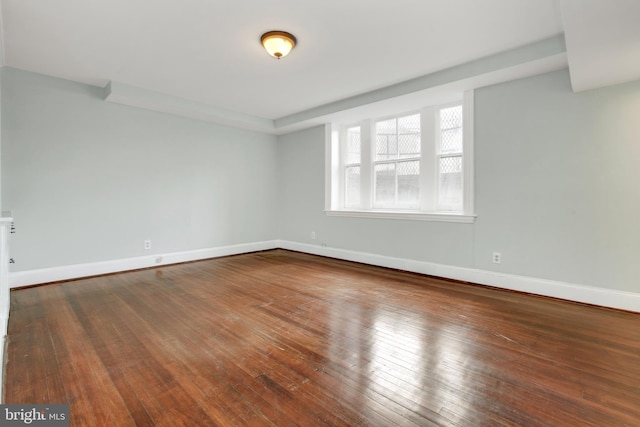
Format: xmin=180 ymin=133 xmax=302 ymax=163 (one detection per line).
xmin=0 ymin=0 xmax=639 ymax=425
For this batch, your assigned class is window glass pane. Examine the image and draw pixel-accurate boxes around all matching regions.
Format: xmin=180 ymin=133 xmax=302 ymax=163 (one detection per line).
xmin=374 ymin=163 xmax=396 ymax=207
xmin=345 ymin=166 xmax=361 ymax=207
xmin=398 ymin=133 xmax=420 ymax=159
xmin=397 ymin=161 xmax=420 ymax=206
xmin=441 ymin=128 xmax=462 ymax=154
xmin=398 ymin=114 xmax=420 ymax=134
xmin=440 ymin=106 xmax=463 ymax=154
xmin=440 ymin=106 xmax=462 ymax=129
xmin=376 ymin=118 xmax=397 ymax=161
xmin=376 ymin=133 xmax=397 ymax=161
xmin=438 ymin=156 xmax=463 ymax=209
xmin=376 ymin=115 xmax=421 ymax=161
xmin=347 ymin=127 xmax=361 ymax=165
xmin=376 ymin=118 xmax=397 ymax=134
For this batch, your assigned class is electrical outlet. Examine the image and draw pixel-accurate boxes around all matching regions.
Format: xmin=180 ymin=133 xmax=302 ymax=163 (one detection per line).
xmin=144 ymin=240 xmax=152 ymax=250
xmin=311 ymin=231 xmax=316 ymax=240
xmin=492 ymin=252 xmax=501 ymax=264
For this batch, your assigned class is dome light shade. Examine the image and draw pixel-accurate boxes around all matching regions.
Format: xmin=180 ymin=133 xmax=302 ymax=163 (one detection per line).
xmin=261 ymin=31 xmax=297 ymax=59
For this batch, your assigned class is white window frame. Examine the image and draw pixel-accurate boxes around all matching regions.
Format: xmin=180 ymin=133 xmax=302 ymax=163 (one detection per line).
xmin=326 ymin=90 xmax=475 ymax=223
xmin=341 ymin=124 xmax=368 ymax=209
xmin=435 ymin=102 xmax=465 ymax=212
xmin=372 ymin=113 xmax=422 ymax=210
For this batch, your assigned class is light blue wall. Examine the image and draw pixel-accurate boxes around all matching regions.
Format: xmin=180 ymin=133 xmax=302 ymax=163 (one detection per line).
xmin=474 ymin=70 xmax=640 ymax=292
xmin=1 ymin=68 xmax=279 ymax=271
xmin=3 ymin=67 xmax=640 ymax=295
xmin=277 ymin=70 xmax=640 ymax=293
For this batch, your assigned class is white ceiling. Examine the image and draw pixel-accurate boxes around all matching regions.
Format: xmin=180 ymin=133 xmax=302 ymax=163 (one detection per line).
xmin=0 ymin=0 xmax=638 ymax=133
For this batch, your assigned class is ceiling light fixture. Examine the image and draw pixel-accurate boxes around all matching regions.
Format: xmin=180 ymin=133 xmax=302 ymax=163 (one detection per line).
xmin=261 ymin=31 xmax=297 ymax=59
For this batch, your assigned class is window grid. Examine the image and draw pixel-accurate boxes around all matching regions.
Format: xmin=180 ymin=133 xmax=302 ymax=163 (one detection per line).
xmin=347 ymin=127 xmax=361 ymax=165
xmin=373 ymin=159 xmax=421 ymax=208
xmin=332 ymin=100 xmax=469 ymax=216
xmin=373 ymin=114 xmax=421 ymax=209
xmin=437 ymin=105 xmax=463 ymax=210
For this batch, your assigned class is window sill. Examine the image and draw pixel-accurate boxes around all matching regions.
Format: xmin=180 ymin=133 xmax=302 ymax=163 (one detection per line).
xmin=325 ymin=210 xmax=476 ymax=223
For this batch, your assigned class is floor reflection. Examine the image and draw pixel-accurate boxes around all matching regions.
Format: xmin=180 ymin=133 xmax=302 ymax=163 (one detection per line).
xmin=327 ymin=293 xmax=475 ymax=423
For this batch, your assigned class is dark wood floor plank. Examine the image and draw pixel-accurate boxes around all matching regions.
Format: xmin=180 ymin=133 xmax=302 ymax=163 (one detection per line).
xmin=4 ymin=249 xmax=640 ymax=426
xmin=147 ymin=263 xmax=412 ymax=426
xmin=39 ymin=284 xmax=137 ymax=426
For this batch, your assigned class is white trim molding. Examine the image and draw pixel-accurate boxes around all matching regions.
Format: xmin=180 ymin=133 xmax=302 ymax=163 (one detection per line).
xmin=325 ymin=210 xmax=476 ymax=223
xmin=104 ymin=36 xmax=566 ymax=136
xmin=8 ymin=239 xmax=640 ymax=313
xmin=9 ymin=240 xmax=279 ymax=288
xmin=276 ymin=240 xmax=640 ymax=313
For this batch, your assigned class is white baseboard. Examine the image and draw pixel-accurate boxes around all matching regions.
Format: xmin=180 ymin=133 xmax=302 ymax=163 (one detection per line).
xmin=276 ymin=240 xmax=640 ymax=313
xmin=9 ymin=240 xmax=279 ymax=288
xmin=8 ymin=239 xmax=640 ymax=313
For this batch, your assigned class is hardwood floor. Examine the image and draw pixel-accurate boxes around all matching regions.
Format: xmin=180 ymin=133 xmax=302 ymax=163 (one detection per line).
xmin=4 ymin=249 xmax=640 ymax=426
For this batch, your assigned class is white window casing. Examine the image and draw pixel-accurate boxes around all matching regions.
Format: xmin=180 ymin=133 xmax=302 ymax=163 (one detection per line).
xmin=326 ymin=90 xmax=475 ymax=223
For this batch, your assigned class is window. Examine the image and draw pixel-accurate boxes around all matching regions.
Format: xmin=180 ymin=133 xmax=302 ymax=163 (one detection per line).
xmin=374 ymin=114 xmax=421 ymax=209
xmin=327 ymin=92 xmax=474 ymax=223
xmin=437 ymin=105 xmax=463 ymax=211
xmin=344 ymin=126 xmax=361 ymax=207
